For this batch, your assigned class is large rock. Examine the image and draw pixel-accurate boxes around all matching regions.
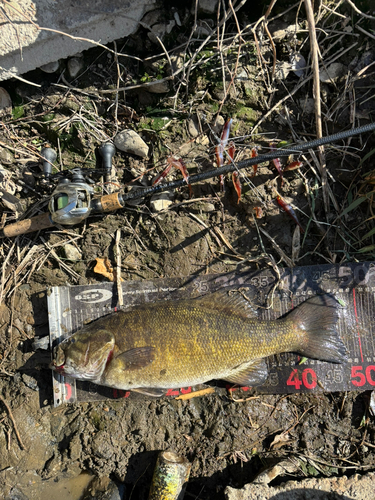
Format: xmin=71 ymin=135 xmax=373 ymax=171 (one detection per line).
xmin=0 ymin=0 xmax=156 ymax=81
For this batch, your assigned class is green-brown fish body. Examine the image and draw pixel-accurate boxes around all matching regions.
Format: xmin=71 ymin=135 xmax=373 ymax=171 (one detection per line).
xmin=51 ymin=292 xmax=346 ymax=396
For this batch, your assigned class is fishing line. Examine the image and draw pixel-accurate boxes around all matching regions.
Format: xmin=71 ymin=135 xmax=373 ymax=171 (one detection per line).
xmin=120 ymin=122 xmax=375 ymax=203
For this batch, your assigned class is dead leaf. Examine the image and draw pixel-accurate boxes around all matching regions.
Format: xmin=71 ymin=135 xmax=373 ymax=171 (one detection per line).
xmin=94 ymin=257 xmax=123 ymax=282
xmin=292 ymin=225 xmax=301 ymax=264
xmin=270 ymin=432 xmax=292 ymax=450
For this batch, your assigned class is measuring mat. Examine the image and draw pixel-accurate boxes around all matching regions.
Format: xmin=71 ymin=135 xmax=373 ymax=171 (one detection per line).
xmin=48 ymin=262 xmax=375 ymax=406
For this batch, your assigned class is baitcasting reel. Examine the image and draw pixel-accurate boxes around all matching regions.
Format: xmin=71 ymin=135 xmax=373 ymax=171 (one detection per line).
xmin=48 ymin=169 xmax=94 ymax=226
xmin=1 ymin=143 xmax=124 ymax=237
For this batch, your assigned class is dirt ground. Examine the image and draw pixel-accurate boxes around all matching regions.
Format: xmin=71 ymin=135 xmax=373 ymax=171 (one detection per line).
xmin=1 ymin=1 xmax=375 ymax=499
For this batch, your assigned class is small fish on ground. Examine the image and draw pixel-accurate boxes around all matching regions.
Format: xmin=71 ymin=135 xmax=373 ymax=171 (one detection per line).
xmin=50 ymin=291 xmax=346 ymax=397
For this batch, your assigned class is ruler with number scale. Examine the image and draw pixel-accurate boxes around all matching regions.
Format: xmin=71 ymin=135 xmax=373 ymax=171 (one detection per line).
xmin=48 ymin=262 xmax=375 ymax=407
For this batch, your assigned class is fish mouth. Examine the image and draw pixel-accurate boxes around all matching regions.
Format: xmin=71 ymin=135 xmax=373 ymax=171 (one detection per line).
xmin=49 ymin=360 xmax=65 ymax=372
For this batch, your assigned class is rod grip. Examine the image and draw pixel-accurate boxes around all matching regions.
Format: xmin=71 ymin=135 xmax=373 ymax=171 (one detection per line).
xmin=2 ymin=212 xmax=54 ymax=238
xmin=100 ymin=193 xmax=123 ymax=212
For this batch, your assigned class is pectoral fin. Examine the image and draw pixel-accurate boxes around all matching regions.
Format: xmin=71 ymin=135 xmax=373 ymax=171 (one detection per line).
xmin=224 ymin=358 xmax=268 ymax=386
xmin=132 ymin=387 xmax=166 ymax=397
xmin=115 ymin=347 xmax=156 ymax=371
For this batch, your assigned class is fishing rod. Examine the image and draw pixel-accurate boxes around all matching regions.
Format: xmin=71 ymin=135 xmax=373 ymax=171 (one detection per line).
xmin=121 ymin=121 xmax=375 ymax=202
xmin=2 ymin=121 xmax=375 ymax=238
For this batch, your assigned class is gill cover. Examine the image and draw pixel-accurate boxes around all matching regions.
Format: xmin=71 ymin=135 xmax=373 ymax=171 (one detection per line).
xmin=52 ymin=329 xmax=115 ymax=381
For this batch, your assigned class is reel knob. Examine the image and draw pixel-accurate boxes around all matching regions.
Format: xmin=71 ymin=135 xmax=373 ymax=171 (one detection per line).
xmin=40 ymin=147 xmax=57 ymax=178
xmin=98 ymin=142 xmax=116 ymax=180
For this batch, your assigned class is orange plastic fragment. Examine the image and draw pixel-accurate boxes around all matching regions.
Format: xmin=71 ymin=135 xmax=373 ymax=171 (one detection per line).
xmin=175 ymin=387 xmax=215 ymax=400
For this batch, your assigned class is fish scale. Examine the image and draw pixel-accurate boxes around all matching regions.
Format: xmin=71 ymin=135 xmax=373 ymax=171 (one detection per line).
xmin=51 ymin=291 xmax=346 ymax=395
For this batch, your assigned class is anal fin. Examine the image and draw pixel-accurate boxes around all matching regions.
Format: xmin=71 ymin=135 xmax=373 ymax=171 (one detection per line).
xmin=132 ymin=387 xmax=166 ymax=397
xmin=224 ymin=358 xmax=268 ymax=386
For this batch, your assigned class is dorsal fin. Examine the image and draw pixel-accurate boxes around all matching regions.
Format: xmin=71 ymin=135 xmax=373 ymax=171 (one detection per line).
xmin=193 ymin=290 xmax=259 ymax=319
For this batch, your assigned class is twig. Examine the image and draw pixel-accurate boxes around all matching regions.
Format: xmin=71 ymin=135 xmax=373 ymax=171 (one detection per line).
xmin=263 ymin=0 xmax=278 ymax=83
xmin=216 ymin=0 xmax=243 ymax=118
xmin=304 ymin=0 xmax=329 ymax=214
xmin=251 ymin=40 xmax=357 ymax=134
xmin=213 ymin=226 xmax=240 ymax=255
xmin=259 ymin=228 xmax=294 ymax=268
xmin=345 ymin=0 xmax=375 ymax=20
xmin=0 ymin=395 xmax=25 ymax=450
xmin=39 ymin=237 xmax=80 ymax=281
xmin=355 ymin=25 xmax=375 ymax=41
xmin=115 ymin=229 xmax=123 ymax=307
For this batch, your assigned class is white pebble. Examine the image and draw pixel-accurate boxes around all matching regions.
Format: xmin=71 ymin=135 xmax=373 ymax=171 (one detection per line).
xmin=114 ymin=130 xmax=149 ymax=158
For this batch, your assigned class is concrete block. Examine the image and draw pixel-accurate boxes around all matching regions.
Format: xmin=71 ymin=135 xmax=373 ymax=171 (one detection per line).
xmin=0 ymin=0 xmax=156 ymax=81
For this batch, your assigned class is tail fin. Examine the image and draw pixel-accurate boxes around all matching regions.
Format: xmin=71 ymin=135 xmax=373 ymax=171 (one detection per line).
xmin=287 ymin=294 xmax=346 ymax=364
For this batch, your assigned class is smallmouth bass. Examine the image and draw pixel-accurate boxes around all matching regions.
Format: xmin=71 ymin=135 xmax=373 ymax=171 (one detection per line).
xmin=51 ymin=291 xmax=346 ymax=397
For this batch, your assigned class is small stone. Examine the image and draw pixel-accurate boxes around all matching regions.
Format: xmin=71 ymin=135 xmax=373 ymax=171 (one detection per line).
xmin=189 ymin=201 xmax=216 ymax=213
xmin=197 ymin=135 xmax=209 ymax=146
xmin=319 ymin=62 xmax=347 ymax=83
xmin=0 ymin=88 xmax=11 ymax=112
xmin=22 ymin=373 xmax=39 ymax=391
xmin=142 ymin=9 xmax=162 ymax=27
xmin=26 ymin=315 xmax=35 ymax=325
xmin=146 ymin=80 xmax=170 ymax=93
xmin=0 ymin=165 xmax=16 ymax=194
xmin=0 ymin=303 xmax=10 ymax=324
xmin=290 ymin=53 xmax=306 ymax=77
xmin=235 ymin=68 xmax=248 ymax=80
xmin=0 ymin=147 xmax=12 ymax=163
xmin=170 ymin=53 xmax=184 ymax=72
xmin=67 ymin=56 xmax=84 ymax=78
xmin=150 ymin=191 xmax=174 ymax=211
xmin=40 ymin=60 xmax=60 ymax=73
xmin=148 ymin=21 xmax=175 ymax=43
xmin=123 ymin=254 xmax=139 ymax=270
xmin=275 ymin=61 xmax=291 ymax=81
xmin=187 ymin=118 xmax=199 ymax=137
xmin=198 ymin=0 xmax=219 ymax=14
xmin=200 ymin=202 xmax=215 ymax=212
xmin=298 ymin=97 xmax=315 ymax=115
xmin=193 ymin=24 xmax=212 ymax=38
xmin=69 ymin=433 xmax=82 ymax=461
xmin=64 ymin=244 xmax=82 ymax=261
xmin=32 ymin=336 xmax=50 ymax=350
xmin=270 ymin=23 xmax=299 ymax=42
xmin=114 ymin=130 xmax=149 ymax=158
xmin=174 ymin=11 xmax=181 ymax=26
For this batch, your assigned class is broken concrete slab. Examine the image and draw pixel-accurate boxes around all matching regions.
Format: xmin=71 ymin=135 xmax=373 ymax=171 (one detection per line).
xmin=0 ymin=0 xmax=156 ymax=82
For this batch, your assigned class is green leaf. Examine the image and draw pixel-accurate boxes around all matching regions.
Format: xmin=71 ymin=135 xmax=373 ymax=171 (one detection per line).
xmin=341 ymin=192 xmax=375 ymax=218
xmin=361 ymin=226 xmax=375 ymax=241
xmin=359 ymin=147 xmax=375 ymax=168
xmin=358 ymin=244 xmax=375 ymax=253
xmin=12 ymin=105 xmax=24 ymax=119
